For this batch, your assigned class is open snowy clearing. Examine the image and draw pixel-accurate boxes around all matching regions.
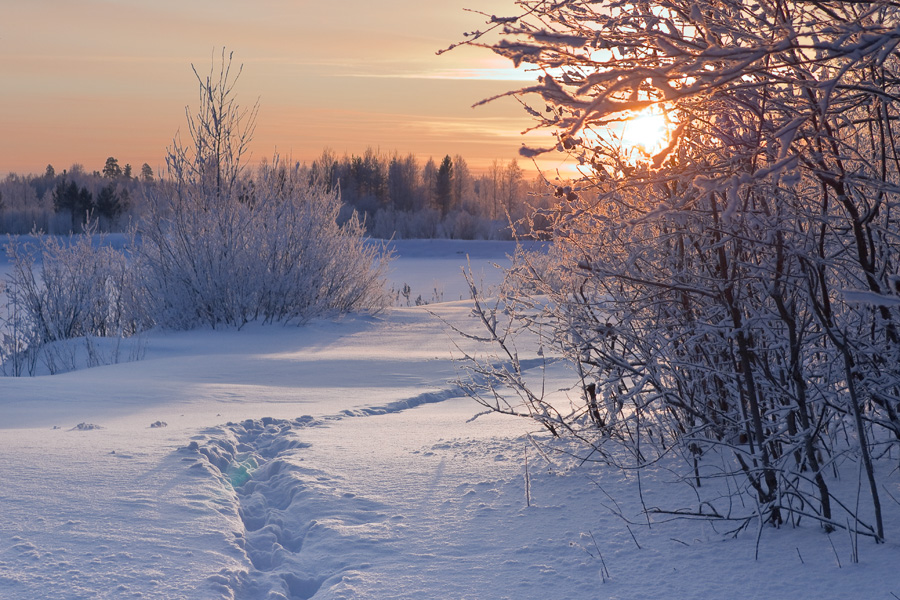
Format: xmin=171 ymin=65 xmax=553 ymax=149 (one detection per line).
xmin=1 ymin=240 xmax=899 ymax=599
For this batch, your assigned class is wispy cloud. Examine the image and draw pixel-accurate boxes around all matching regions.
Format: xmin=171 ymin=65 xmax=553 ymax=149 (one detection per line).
xmin=343 ymin=67 xmax=538 ymax=82
xmin=2 ymin=0 xmax=538 ymax=174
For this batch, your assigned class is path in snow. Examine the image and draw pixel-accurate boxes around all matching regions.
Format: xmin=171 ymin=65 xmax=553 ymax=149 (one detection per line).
xmin=181 ymin=398 xmax=601 ymax=600
xmin=2 ymin=240 xmax=899 ymax=600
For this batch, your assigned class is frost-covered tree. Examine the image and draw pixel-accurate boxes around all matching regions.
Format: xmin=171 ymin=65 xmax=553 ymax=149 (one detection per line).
xmin=451 ymin=154 xmax=474 ymax=212
xmin=95 ymin=184 xmax=127 ymax=222
xmin=52 ymin=179 xmax=93 ymax=231
xmin=137 ymin=50 xmax=391 ymax=330
xmin=453 ymin=0 xmax=900 ymax=542
xmin=388 ymin=152 xmax=420 ymax=212
xmin=166 ymin=48 xmax=258 ymax=201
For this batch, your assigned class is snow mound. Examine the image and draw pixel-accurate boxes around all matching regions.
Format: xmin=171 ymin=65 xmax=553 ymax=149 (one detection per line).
xmin=71 ymin=422 xmax=102 ymax=431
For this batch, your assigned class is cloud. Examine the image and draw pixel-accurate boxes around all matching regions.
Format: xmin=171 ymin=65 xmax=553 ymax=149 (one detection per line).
xmin=343 ymin=67 xmax=537 ymax=82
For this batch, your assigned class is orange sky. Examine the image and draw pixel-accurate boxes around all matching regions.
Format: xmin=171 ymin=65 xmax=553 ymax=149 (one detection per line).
xmin=1 ymin=1 xmax=575 ymax=178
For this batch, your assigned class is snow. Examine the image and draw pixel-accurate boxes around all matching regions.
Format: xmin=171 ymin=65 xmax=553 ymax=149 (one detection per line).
xmin=1 ymin=239 xmax=899 ymax=599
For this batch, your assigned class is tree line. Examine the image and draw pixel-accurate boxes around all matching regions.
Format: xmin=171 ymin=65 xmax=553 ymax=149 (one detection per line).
xmin=0 ymin=158 xmax=153 ymax=235
xmin=0 ymin=150 xmax=548 ymax=239
xmin=308 ymin=148 xmax=548 ymax=239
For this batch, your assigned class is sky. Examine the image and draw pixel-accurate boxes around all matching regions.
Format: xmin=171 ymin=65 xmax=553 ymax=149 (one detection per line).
xmin=1 ymin=0 xmax=565 ymax=178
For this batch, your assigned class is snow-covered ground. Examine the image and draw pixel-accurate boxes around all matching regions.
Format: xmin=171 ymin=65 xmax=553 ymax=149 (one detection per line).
xmin=1 ymin=240 xmax=898 ymax=599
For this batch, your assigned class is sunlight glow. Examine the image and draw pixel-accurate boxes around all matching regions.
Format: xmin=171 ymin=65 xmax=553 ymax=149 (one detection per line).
xmin=620 ymin=108 xmax=671 ymax=155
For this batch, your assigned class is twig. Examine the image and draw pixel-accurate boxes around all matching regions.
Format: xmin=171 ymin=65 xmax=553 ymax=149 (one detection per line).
xmin=626 ymin=524 xmax=642 ymax=550
xmin=524 ymin=441 xmax=531 ymax=508
xmin=589 ymin=531 xmax=610 ymax=582
xmin=526 ymin=432 xmax=556 ymax=468
xmin=637 ymin=469 xmax=651 ymax=529
xmin=882 ymin=483 xmax=900 ymax=508
xmin=847 ymin=517 xmax=858 ymax=564
xmin=755 ymin=501 xmax=764 ymax=561
xmin=827 ymin=534 xmax=842 ymax=569
xmin=796 ymin=547 xmax=804 ymax=565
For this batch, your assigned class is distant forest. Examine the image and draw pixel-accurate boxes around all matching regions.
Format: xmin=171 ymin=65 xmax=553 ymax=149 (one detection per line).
xmin=0 ymin=149 xmax=554 ymax=239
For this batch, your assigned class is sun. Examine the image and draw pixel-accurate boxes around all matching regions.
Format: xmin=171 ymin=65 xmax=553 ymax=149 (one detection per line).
xmin=573 ymin=106 xmax=677 ymax=168
xmin=620 ymin=108 xmax=672 ymax=155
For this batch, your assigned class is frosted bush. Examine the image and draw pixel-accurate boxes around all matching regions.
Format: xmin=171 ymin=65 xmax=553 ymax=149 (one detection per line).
xmin=134 ymin=50 xmax=391 ymax=330
xmin=136 ymin=162 xmax=391 ymax=330
xmin=5 ymin=229 xmax=147 ymax=343
xmin=1 ymin=227 xmax=149 ymax=374
xmin=453 ymin=0 xmax=900 ymax=542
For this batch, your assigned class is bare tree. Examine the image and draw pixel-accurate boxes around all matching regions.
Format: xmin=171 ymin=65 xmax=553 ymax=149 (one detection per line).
xmin=166 ymin=48 xmax=258 ymax=202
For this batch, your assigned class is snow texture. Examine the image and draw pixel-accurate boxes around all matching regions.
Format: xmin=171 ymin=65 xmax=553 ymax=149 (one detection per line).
xmin=1 ymin=240 xmax=899 ymax=599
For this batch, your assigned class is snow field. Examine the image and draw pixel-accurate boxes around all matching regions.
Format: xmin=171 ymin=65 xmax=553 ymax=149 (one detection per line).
xmin=1 ymin=240 xmax=899 ymax=599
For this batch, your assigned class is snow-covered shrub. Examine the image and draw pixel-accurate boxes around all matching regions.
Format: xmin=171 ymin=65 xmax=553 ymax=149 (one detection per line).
xmin=136 ymin=162 xmax=391 ymax=330
xmin=1 ymin=49 xmax=391 ymax=374
xmin=5 ymin=229 xmax=147 ymax=342
xmin=454 ymin=0 xmax=900 ymax=543
xmin=133 ymin=49 xmax=391 ymax=330
xmin=1 ymin=228 xmax=148 ymax=374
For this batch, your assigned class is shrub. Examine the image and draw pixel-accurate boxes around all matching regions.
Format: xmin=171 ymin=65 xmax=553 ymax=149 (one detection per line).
xmin=136 ymin=161 xmax=391 ymax=330
xmin=1 ymin=49 xmax=392 ymax=375
xmin=2 ymin=227 xmax=149 ymax=374
xmin=455 ymin=0 xmax=900 ymax=543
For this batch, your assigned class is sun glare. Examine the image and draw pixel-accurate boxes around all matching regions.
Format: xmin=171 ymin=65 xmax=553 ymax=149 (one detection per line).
xmin=620 ymin=109 xmax=671 ymax=155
